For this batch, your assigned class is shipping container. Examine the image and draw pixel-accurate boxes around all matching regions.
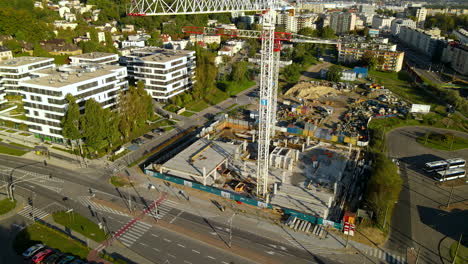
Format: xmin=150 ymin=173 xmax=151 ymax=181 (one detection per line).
xmin=331 ymin=135 xmax=338 ymax=142
xmin=344 ymin=136 xmax=351 ymax=143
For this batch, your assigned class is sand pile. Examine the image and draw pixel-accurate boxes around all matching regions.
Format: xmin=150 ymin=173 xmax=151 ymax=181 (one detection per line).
xmin=285 ymin=82 xmax=339 ymax=100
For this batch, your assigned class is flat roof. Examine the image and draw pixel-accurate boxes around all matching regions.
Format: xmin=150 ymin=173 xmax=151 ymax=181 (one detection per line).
xmin=0 ymin=57 xmax=53 ymax=68
xmin=130 ymin=47 xmax=194 ymax=63
xmin=70 ymin=52 xmax=117 ymax=60
xmin=22 ymin=64 xmax=124 ymax=88
xmin=161 ymin=138 xmax=240 ymax=178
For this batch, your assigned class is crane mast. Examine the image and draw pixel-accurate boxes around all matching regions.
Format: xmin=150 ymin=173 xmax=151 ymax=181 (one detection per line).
xmin=129 ymin=0 xmax=286 ymax=199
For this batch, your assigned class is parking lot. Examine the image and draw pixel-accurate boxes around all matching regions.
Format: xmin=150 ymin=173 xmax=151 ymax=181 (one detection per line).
xmin=386 ymin=126 xmax=468 ymax=264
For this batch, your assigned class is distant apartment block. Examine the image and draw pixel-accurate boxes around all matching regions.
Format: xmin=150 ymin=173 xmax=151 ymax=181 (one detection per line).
xmin=391 ymin=18 xmax=416 ymax=36
xmin=70 ymin=52 xmax=119 ymax=65
xmin=338 ymin=37 xmax=404 ymax=72
xmin=20 ymin=64 xmax=128 ymax=142
xmin=442 ymin=42 xmax=468 ymax=76
xmin=120 ymin=47 xmax=196 ymax=101
xmin=0 ymin=57 xmax=55 ymax=95
xmin=276 ymin=12 xmax=317 ymax=33
xmin=189 ymin=34 xmax=221 ymax=45
xmin=371 ymin=16 xmax=394 ymax=31
xmin=329 ymin=12 xmax=356 ymax=34
xmin=398 ymin=26 xmax=446 ymax=60
xmin=415 ymin=7 xmax=427 ymax=28
xmin=358 ymin=4 xmax=376 ymax=15
xmin=53 ymin=20 xmax=78 ymax=30
xmin=453 ymin=29 xmax=468 ymax=44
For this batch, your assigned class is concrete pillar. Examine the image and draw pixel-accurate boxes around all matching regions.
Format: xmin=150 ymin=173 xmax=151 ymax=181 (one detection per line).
xmin=282 ymin=171 xmax=286 ymax=183
xmin=273 ymin=183 xmax=277 ymax=194
xmin=334 ymin=182 xmax=338 ymax=196
xmin=284 ymin=139 xmax=287 ymax=147
xmin=307 ymin=136 xmax=310 ymax=145
xmin=252 ymin=134 xmax=256 ymax=142
xmin=203 ymin=167 xmax=206 ymax=186
xmin=243 ymin=140 xmax=247 ymax=151
xmin=302 ymin=143 xmax=305 ymax=152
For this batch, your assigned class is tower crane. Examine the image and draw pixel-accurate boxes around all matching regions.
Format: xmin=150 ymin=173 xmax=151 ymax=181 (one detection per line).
xmin=128 ymin=0 xmax=337 ymax=200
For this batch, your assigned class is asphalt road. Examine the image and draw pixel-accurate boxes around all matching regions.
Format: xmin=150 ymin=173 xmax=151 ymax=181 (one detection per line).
xmin=385 ymin=126 xmax=468 ymax=264
xmin=0 ymin=154 xmax=358 ymax=264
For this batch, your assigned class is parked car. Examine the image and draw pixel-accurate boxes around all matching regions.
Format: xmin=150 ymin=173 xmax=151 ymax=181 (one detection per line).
xmin=143 ymin=134 xmax=154 ymax=140
xmin=43 ymin=252 xmax=63 ymax=264
xmin=131 ymin=138 xmax=144 ymax=145
xmin=31 ymin=249 xmax=53 ymax=264
xmin=22 ymin=244 xmax=45 ymax=259
xmin=57 ymin=255 xmax=75 ymax=264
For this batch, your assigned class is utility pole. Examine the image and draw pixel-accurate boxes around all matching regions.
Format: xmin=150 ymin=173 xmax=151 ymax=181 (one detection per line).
xmin=446 ymin=184 xmax=454 ymax=209
xmin=452 ymin=234 xmax=463 ymax=264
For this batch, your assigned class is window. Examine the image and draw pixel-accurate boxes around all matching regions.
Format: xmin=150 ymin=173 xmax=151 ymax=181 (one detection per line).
xmin=50 ymin=128 xmax=62 ymax=135
xmin=34 ymin=111 xmax=39 ymax=116
xmin=48 ymin=98 xmax=66 ymax=105
xmin=77 ymin=81 xmax=98 ymax=91
xmin=171 ymin=59 xmax=183 ymax=66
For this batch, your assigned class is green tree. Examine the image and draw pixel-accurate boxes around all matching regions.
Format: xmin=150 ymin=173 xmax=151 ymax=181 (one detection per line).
xmin=230 ymin=61 xmax=249 ymax=82
xmin=282 ymin=64 xmax=302 ymax=84
xmin=32 ymin=43 xmax=49 ymax=57
xmin=297 ymin=27 xmax=319 ymax=37
xmin=319 ymin=26 xmax=336 ymax=39
xmin=327 ymin=65 xmax=342 ymax=82
xmin=81 ymin=99 xmax=107 ymax=152
xmin=62 ymin=94 xmax=81 ymax=142
xmin=362 ymin=51 xmax=378 ymax=70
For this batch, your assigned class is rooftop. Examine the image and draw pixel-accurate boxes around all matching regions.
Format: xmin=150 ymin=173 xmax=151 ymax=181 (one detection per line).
xmin=161 ymin=138 xmax=240 ymax=178
xmin=130 ymin=47 xmax=194 ymax=63
xmin=70 ymin=52 xmax=117 ymax=60
xmin=0 ymin=57 xmax=54 ymax=68
xmin=22 ymin=64 xmax=124 ymax=88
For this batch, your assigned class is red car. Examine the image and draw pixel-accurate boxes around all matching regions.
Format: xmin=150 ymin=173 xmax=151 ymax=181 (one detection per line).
xmin=31 ymin=248 xmax=53 ymax=263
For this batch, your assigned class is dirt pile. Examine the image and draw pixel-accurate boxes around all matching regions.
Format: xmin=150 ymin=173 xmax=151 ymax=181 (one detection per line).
xmin=285 ymin=82 xmax=340 ymax=100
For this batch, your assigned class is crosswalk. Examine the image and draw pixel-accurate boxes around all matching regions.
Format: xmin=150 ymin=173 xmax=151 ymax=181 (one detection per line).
xmin=364 ymin=248 xmax=406 ymax=264
xmin=118 ymin=220 xmax=152 ymax=247
xmin=147 ymin=199 xmax=178 ymax=220
xmin=18 ymin=205 xmax=49 ymax=220
xmin=75 ymin=196 xmax=128 ymax=216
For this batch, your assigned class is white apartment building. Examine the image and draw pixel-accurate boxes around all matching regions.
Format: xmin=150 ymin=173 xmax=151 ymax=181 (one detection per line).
xmin=416 ymin=8 xmax=427 ymax=28
xmin=122 ymin=40 xmax=145 ymax=48
xmin=372 ymin=16 xmax=394 ymax=31
xmin=0 ymin=46 xmax=13 ymax=62
xmin=399 ymin=26 xmax=446 ymax=60
xmin=329 ymin=12 xmax=356 ymax=34
xmin=53 ymin=20 xmax=78 ymax=30
xmin=86 ymin=31 xmax=106 ymax=43
xmin=0 ymin=57 xmax=55 ymax=95
xmin=276 ymin=13 xmax=317 ymax=33
xmin=120 ymin=47 xmax=196 ymax=101
xmin=442 ymin=42 xmax=468 ymax=76
xmin=70 ymin=52 xmax=119 ymax=65
xmin=391 ymin=18 xmax=416 ymax=36
xmin=453 ymin=29 xmax=468 ymax=44
xmin=20 ymin=64 xmax=128 ymax=142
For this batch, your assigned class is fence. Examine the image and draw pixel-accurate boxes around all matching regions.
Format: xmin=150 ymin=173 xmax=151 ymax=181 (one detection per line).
xmin=145 ymin=169 xmax=343 ymax=230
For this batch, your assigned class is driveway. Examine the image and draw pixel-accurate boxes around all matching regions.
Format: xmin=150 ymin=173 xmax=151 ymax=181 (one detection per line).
xmin=385 ymin=126 xmax=468 ymax=264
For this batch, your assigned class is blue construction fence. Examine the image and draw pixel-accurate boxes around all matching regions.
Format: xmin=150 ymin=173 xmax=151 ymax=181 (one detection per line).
xmin=146 ymin=169 xmax=343 ymax=230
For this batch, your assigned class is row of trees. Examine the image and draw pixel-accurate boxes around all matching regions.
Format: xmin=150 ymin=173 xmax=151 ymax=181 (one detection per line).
xmin=425 ymin=14 xmax=468 ymax=33
xmin=62 ymin=82 xmax=154 ymax=154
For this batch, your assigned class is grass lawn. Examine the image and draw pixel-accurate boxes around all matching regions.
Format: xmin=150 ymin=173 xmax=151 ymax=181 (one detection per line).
xmin=108 ymin=149 xmax=130 ymax=162
xmin=6 ymin=129 xmax=17 ymax=133
xmin=163 ymin=104 xmax=179 ymax=113
xmin=52 ymin=211 xmax=108 ymax=243
xmin=19 ymin=132 xmax=30 ymax=136
xmin=110 ymin=175 xmax=132 ymax=187
xmin=368 ymin=70 xmax=440 ymax=105
xmin=417 ymin=133 xmax=468 ymax=151
xmin=13 ymin=222 xmax=90 ymax=259
xmin=0 ymin=199 xmax=16 ymax=215
xmin=450 ymin=241 xmax=468 ymax=264
xmin=9 ymin=142 xmax=31 ymax=149
xmin=0 ymin=145 xmax=28 ymax=156
xmin=217 ymin=80 xmax=256 ymax=96
xmin=157 ymin=119 xmax=176 ymax=127
xmin=163 ymin=126 xmax=174 ymax=131
xmin=180 ymin=111 xmax=195 ymax=117
xmin=186 ymin=100 xmax=211 ymax=112
xmin=0 ymin=127 xmax=5 ymax=131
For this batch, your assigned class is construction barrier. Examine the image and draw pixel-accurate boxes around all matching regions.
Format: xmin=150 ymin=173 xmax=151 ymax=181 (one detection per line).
xmin=283 ymin=208 xmax=342 ymax=230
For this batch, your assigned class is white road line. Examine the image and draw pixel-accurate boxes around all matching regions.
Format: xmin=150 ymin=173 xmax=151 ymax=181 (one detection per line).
xmin=151 ymin=233 xmax=159 ymax=238
xmin=153 ymin=248 xmax=161 ymax=252
xmin=221 ymin=262 xmax=229 ymax=264
xmin=207 ymin=256 xmax=215 ymax=260
xmin=169 ymin=211 xmax=184 ymax=224
xmin=192 ymin=249 xmax=200 ymax=254
xmin=167 ymin=254 xmax=176 ymax=258
xmin=139 ymin=242 xmax=148 ymax=247
xmin=119 ymin=236 xmax=135 ymax=243
xmin=183 ymin=261 xmax=192 ymax=264
xmin=163 ymin=238 xmax=172 ymax=243
xmin=177 ymin=243 xmax=186 ymax=248
xmin=138 ymin=221 xmax=152 ymax=228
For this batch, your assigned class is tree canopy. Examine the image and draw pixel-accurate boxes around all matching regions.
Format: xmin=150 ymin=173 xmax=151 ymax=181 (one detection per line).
xmin=327 ymin=65 xmax=342 ymax=82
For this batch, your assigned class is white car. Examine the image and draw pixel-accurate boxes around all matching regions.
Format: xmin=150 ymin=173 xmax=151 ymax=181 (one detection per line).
xmin=22 ymin=244 xmax=45 ymax=258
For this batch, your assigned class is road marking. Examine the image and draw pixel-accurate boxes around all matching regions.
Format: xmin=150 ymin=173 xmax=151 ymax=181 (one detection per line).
xmin=151 ymin=233 xmax=159 ymax=238
xmin=167 ymin=253 xmax=176 ymax=258
xmin=139 ymin=242 xmax=148 ymax=247
xmin=221 ymin=262 xmax=229 ymax=264
xmin=163 ymin=238 xmax=172 ymax=243
xmin=266 ymin=251 xmax=275 ymax=255
xmin=169 ymin=210 xmax=184 ymax=224
xmin=209 ymin=232 xmax=217 ymax=235
xmin=177 ymin=243 xmax=186 ymax=248
xmin=207 ymin=256 xmax=215 ymax=260
xmin=153 ymin=248 xmax=161 ymax=252
xmin=183 ymin=261 xmax=192 ymax=264
xmin=192 ymin=249 xmax=200 ymax=254
xmin=108 ymin=216 xmax=114 ymax=219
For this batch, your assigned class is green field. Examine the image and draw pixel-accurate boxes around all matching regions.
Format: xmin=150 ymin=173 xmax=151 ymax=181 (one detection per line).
xmin=9 ymin=142 xmax=31 ymax=149
xmin=6 ymin=129 xmax=17 ymax=133
xmin=417 ymin=132 xmax=468 ymax=151
xmin=110 ymin=175 xmax=131 ymax=187
xmin=13 ymin=223 xmax=90 ymax=259
xmin=0 ymin=145 xmax=28 ymax=156
xmin=19 ymin=132 xmax=31 ymax=136
xmin=52 ymin=211 xmax=108 ymax=243
xmin=180 ymin=111 xmax=195 ymax=117
xmin=450 ymin=241 xmax=468 ymax=264
xmin=0 ymin=199 xmax=16 ymax=215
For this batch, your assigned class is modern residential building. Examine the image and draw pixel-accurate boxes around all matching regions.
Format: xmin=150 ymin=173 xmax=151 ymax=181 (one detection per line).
xmin=120 ymin=47 xmax=196 ymax=101
xmin=69 ymin=52 xmax=119 ymax=65
xmin=442 ymin=42 xmax=468 ymax=76
xmin=415 ymin=7 xmax=427 ymax=28
xmin=371 ymin=16 xmax=394 ymax=31
xmin=121 ymin=40 xmax=145 ymax=48
xmin=20 ymin=64 xmax=128 ymax=142
xmin=341 ymin=70 xmax=356 ymax=81
xmin=453 ymin=29 xmax=468 ymax=44
xmin=398 ymin=26 xmax=446 ymax=60
xmin=0 ymin=57 xmax=55 ymax=95
xmin=391 ymin=18 xmax=416 ymax=36
xmin=0 ymin=46 xmax=13 ymax=62
xmin=53 ymin=20 xmax=78 ymax=30
xmin=329 ymin=12 xmax=356 ymax=34
xmin=189 ymin=34 xmax=221 ymax=45
xmin=359 ymin=4 xmax=376 ymax=15
xmin=338 ymin=36 xmax=405 ymax=72
xmin=276 ymin=12 xmax=317 ymax=33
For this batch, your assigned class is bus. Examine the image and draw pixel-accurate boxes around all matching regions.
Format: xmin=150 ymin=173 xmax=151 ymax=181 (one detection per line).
xmin=435 ymin=168 xmax=466 ymax=182
xmin=424 ymin=158 xmax=465 ymax=172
